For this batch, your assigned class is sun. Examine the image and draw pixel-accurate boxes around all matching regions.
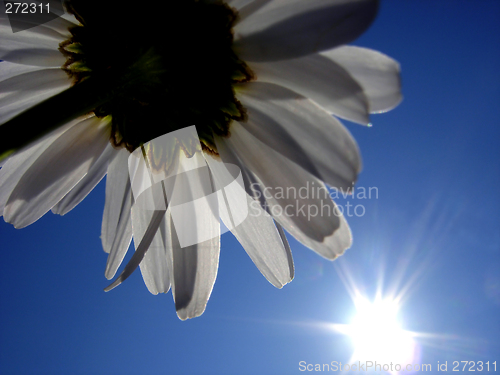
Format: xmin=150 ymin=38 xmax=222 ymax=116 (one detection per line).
xmin=347 ymin=296 xmax=417 ymax=372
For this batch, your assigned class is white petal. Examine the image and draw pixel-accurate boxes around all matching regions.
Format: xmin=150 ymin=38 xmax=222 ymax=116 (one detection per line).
xmin=101 ymin=149 xmax=132 ymax=253
xmin=238 ymin=82 xmax=361 ymax=191
xmin=101 ymin=149 xmax=134 ymax=281
xmin=138 ymin=212 xmax=172 ymax=295
xmin=0 ymin=69 xmax=71 ymax=124
xmin=0 ymin=66 xmax=70 ymax=126
xmin=51 ymin=144 xmax=117 ymax=216
xmin=0 ymin=84 xmax=69 ymax=124
xmin=105 ymin=207 xmax=166 ymax=292
xmin=236 ymin=0 xmax=273 ymax=22
xmin=44 ymin=13 xmax=79 ymax=36
xmin=3 ymin=12 xmax=78 ymax=39
xmin=0 ymin=16 xmax=65 ymax=47
xmin=0 ymin=16 xmax=66 ymax=66
xmin=204 ymin=152 xmax=293 ymax=288
xmin=275 ymin=221 xmax=295 ymax=280
xmin=0 ymin=61 xmax=46 ymax=83
xmin=3 ymin=116 xmax=110 ymax=228
xmin=322 ymin=46 xmax=402 ymax=113
xmin=103 ymin=182 xmax=133 ymax=279
xmin=171 ymin=223 xmax=220 ymax=320
xmin=0 ymin=118 xmax=81 ymax=214
xmin=0 ymin=68 xmax=69 ymax=93
xmin=216 ymin=123 xmax=348 ymax=259
xmin=130 ymin=196 xmax=171 ymax=294
xmin=169 ymin=152 xmax=221 ymax=319
xmin=0 ymin=48 xmax=65 ymax=67
xmin=234 ymin=0 xmax=378 ymax=62
xmin=250 ymin=54 xmax=370 ymax=124
xmin=226 ymin=0 xmax=254 ymax=10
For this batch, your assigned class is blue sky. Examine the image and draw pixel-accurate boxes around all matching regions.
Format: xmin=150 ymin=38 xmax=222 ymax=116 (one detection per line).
xmin=1 ymin=1 xmax=500 ymax=374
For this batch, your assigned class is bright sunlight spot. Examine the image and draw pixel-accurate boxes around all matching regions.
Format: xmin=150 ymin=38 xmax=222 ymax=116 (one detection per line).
xmin=348 ymin=297 xmax=417 ymax=371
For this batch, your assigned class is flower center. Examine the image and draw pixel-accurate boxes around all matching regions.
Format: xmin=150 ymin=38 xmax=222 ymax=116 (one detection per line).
xmin=60 ymin=0 xmax=253 ymax=152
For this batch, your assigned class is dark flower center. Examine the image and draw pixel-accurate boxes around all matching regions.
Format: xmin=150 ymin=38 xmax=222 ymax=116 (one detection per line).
xmin=60 ymin=0 xmax=253 ymax=152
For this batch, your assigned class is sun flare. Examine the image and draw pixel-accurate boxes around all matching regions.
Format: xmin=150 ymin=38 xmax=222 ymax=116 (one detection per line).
xmin=348 ymin=297 xmax=417 ymax=371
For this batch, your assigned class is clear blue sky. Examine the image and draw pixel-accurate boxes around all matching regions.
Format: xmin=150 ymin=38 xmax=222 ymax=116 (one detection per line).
xmin=1 ymin=1 xmax=499 ymax=374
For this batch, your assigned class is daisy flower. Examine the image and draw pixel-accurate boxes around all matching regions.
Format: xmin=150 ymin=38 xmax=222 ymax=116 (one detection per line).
xmin=0 ymin=0 xmax=401 ymax=319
